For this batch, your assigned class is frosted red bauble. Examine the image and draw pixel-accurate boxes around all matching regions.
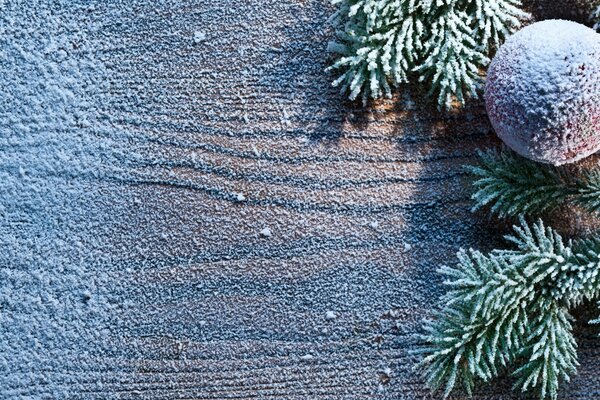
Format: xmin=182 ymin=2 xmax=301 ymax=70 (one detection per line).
xmin=485 ymin=20 xmax=600 ymax=165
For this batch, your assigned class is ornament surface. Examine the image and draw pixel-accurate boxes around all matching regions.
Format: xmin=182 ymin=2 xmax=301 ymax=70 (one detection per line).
xmin=485 ymin=20 xmax=600 ymax=165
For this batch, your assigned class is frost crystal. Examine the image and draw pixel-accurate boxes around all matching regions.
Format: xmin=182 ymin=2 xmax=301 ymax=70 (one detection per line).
xmin=193 ymin=31 xmax=207 ymax=44
xmin=259 ymin=227 xmax=272 ymax=237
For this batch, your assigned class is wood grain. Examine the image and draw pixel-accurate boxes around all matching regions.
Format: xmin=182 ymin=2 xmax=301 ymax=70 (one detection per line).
xmin=2 ymin=1 xmax=600 ymax=399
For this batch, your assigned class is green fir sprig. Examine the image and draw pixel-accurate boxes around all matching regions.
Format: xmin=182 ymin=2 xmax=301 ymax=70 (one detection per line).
xmin=326 ymin=0 xmax=529 ymax=109
xmin=419 ymin=217 xmax=600 ymax=399
xmin=468 ymin=149 xmax=600 ymax=218
xmin=419 ymin=148 xmax=600 ymax=399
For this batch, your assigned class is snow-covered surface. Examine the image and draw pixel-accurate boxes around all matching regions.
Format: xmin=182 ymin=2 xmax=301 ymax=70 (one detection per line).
xmin=2 ymin=1 xmax=600 ymax=399
xmin=0 ymin=2 xmax=133 ymax=397
xmin=485 ymin=20 xmax=600 ymax=165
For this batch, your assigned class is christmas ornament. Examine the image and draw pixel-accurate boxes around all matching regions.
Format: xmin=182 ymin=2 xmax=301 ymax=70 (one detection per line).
xmin=485 ymin=20 xmax=600 ymax=166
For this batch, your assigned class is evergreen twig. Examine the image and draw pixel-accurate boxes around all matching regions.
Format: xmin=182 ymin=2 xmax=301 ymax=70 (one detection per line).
xmin=419 ymin=218 xmax=600 ymax=399
xmin=415 ymin=7 xmax=600 ymax=397
xmin=326 ymin=0 xmax=529 ymax=109
xmin=468 ymin=149 xmax=600 ymax=217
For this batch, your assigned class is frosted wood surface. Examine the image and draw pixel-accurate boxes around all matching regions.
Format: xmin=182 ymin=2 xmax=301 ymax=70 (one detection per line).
xmin=2 ymin=1 xmax=599 ymax=399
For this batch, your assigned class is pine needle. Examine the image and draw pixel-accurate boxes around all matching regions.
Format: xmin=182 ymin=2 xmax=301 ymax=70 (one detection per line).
xmin=468 ymin=149 xmax=600 ymax=218
xmin=326 ymin=0 xmax=529 ymax=109
xmin=418 ymin=218 xmax=600 ymax=399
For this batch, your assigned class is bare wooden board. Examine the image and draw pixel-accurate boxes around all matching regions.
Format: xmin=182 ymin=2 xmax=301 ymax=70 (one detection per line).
xmin=2 ymin=1 xmax=600 ymax=399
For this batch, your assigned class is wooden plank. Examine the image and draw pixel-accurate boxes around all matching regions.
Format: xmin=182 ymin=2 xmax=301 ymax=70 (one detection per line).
xmin=2 ymin=0 xmax=600 ymax=399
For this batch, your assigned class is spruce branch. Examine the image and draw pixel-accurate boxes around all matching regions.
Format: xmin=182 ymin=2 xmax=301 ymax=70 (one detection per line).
xmin=468 ymin=0 xmax=529 ymax=48
xmin=419 ymin=218 xmax=600 ymax=399
xmin=512 ymin=305 xmax=578 ymax=399
xmin=326 ymin=0 xmax=423 ymax=103
xmin=559 ymin=236 xmax=600 ymax=303
xmin=575 ymin=170 xmax=600 ymax=213
xmin=415 ymin=1 xmax=487 ymax=108
xmin=417 ymin=250 xmax=536 ymax=397
xmin=327 ymin=0 xmax=528 ymax=108
xmin=468 ymin=149 xmax=569 ymax=217
xmin=468 ymin=149 xmax=600 ymax=217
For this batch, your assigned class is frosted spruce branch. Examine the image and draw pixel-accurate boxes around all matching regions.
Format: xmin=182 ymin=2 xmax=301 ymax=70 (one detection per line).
xmin=326 ymin=0 xmax=423 ymax=103
xmin=326 ymin=0 xmax=529 ymax=109
xmin=468 ymin=149 xmax=600 ymax=217
xmin=419 ymin=218 xmax=600 ymax=399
